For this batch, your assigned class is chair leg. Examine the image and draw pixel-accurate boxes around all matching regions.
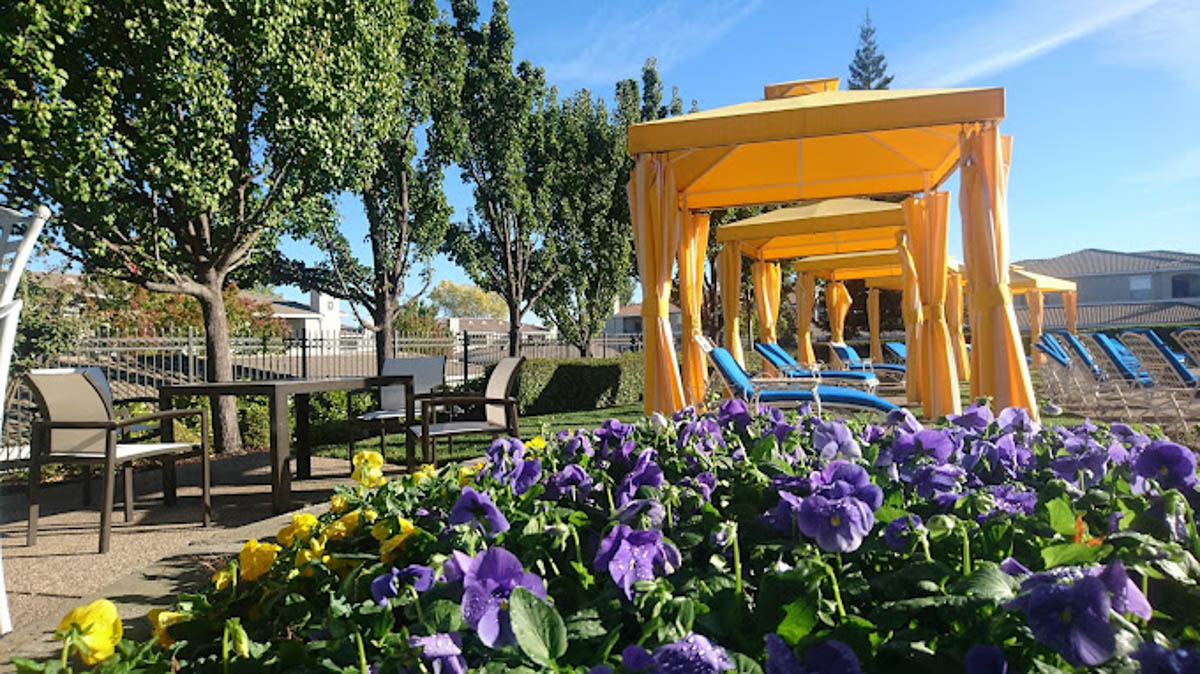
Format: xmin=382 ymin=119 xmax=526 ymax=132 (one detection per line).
xmin=82 ymin=465 xmax=92 ymax=506
xmin=163 ymin=458 xmax=177 ymax=506
xmin=122 ymin=466 xmax=134 ymax=522
xmin=201 ymin=449 xmax=211 ymax=528
xmin=379 ymin=422 xmax=388 ymax=461
xmin=100 ymin=457 xmax=116 ymax=555
xmin=26 ymin=451 xmax=40 ymax=547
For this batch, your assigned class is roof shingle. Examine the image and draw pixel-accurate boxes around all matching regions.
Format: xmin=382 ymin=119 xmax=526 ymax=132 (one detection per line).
xmin=1016 ymin=249 xmax=1200 ymax=277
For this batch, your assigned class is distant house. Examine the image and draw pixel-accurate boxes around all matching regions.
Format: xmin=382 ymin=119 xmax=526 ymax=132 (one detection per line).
xmin=1013 ymin=249 xmax=1200 ymax=330
xmin=437 ymin=317 xmax=554 ymax=337
xmin=240 ymin=290 xmax=344 ymax=336
xmin=604 ymin=302 xmax=682 ymax=337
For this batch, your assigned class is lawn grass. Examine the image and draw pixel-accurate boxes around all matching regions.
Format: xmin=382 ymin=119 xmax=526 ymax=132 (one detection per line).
xmin=312 ymin=402 xmax=645 ymax=465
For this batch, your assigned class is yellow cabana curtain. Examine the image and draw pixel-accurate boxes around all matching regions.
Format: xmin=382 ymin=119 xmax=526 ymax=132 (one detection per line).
xmin=752 ymin=261 xmax=782 ymax=374
xmin=1028 ymin=290 xmax=1044 ymax=367
xmin=867 ymin=288 xmax=882 ymax=364
xmin=678 ymin=212 xmax=710 ymax=406
xmin=904 ymin=192 xmax=961 ymax=419
xmin=796 ymin=272 xmax=817 ymax=365
xmin=825 ymin=281 xmax=852 ymax=369
xmin=1064 ymin=291 xmax=1078 ymax=334
xmin=629 ymin=154 xmax=686 ymax=414
xmin=719 ymin=247 xmax=745 ymax=367
xmin=897 ymin=232 xmax=924 ymax=405
xmin=959 ymin=126 xmax=1039 ymax=419
xmin=947 ymin=270 xmax=971 ymax=381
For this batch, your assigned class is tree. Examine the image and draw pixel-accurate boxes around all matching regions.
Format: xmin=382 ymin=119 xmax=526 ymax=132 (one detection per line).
xmin=429 ymin=280 xmax=507 ymax=319
xmin=85 ymin=278 xmax=287 ymax=337
xmin=535 ymin=90 xmax=635 ymax=356
xmin=276 ymin=0 xmax=464 ymax=369
xmin=5 ymin=0 xmax=408 ymax=452
xmin=847 ymin=10 xmax=894 ymax=90
xmin=443 ymin=0 xmax=561 ymax=355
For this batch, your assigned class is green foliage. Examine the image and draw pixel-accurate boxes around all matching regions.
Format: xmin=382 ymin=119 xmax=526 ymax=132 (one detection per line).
xmin=429 ymin=280 xmax=507 ymax=319
xmin=11 ymin=279 xmax=84 ymax=390
xmin=84 ymin=278 xmax=287 ymax=336
xmin=509 ymin=353 xmax=643 ymax=415
xmin=848 ymin=10 xmax=894 ymax=90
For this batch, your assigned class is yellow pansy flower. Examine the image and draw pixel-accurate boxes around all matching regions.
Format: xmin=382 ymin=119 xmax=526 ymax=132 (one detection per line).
xmin=413 ymin=463 xmax=438 ymax=482
xmin=527 ymin=435 xmax=547 ymax=451
xmin=352 ymin=449 xmax=384 ymax=470
xmin=238 ymin=539 xmax=281 ymax=582
xmin=212 ymin=564 xmax=235 ymax=591
xmin=380 ymin=518 xmax=416 ymax=564
xmin=363 ymin=508 xmax=378 ymax=523
xmin=147 ymin=608 xmax=188 ymax=648
xmin=324 ymin=509 xmax=361 ymax=541
xmin=371 ymin=520 xmax=392 ymax=542
xmin=325 ymin=556 xmax=360 ymax=578
xmin=294 ymin=536 xmax=328 ymax=577
xmin=352 ymin=465 xmax=386 ymax=489
xmin=330 ymin=493 xmax=350 ymax=514
xmin=458 ymin=463 xmax=481 ymax=487
xmin=57 ymin=599 xmax=122 ymax=665
xmin=276 ymin=512 xmax=319 ymax=546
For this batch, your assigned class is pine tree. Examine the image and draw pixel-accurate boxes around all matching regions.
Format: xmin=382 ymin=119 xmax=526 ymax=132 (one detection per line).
xmin=848 ymin=10 xmax=894 ymax=90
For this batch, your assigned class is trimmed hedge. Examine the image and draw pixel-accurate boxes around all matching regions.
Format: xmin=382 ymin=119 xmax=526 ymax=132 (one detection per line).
xmin=512 ymin=352 xmax=643 ymax=415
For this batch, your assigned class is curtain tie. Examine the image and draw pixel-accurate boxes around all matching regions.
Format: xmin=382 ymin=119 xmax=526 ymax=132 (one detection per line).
xmin=975 ymin=284 xmax=1012 ymax=312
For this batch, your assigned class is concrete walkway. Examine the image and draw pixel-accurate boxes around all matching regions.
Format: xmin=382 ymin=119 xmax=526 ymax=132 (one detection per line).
xmin=0 ymin=452 xmax=401 ymax=666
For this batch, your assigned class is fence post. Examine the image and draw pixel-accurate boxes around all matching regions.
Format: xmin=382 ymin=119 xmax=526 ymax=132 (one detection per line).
xmin=186 ymin=327 xmax=196 ymax=382
xmin=301 ymin=329 xmax=310 ymax=379
xmin=461 ymin=330 xmax=470 ymax=383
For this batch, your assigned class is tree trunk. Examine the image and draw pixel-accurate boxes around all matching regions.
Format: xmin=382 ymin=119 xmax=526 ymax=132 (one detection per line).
xmin=508 ymin=303 xmax=521 ymax=357
xmin=373 ymin=297 xmax=395 ymax=371
xmin=198 ymin=286 xmax=243 ymax=454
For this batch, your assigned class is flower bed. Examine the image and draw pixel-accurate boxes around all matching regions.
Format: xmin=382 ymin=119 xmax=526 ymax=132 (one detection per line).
xmin=22 ymin=401 xmax=1200 ymax=673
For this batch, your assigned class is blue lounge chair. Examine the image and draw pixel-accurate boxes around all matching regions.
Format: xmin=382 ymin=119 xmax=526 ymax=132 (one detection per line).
xmin=1174 ymin=327 xmax=1200 ymax=370
xmin=1052 ymin=330 xmax=1102 ymax=378
xmin=1118 ymin=331 xmax=1199 ymax=440
xmin=1087 ymin=333 xmax=1153 ymax=387
xmin=1123 ymin=330 xmax=1196 ymax=388
xmin=707 ymin=347 xmax=898 ymax=416
xmin=827 ymin=342 xmax=906 ymax=382
xmin=1038 ymin=333 xmax=1072 ymax=364
xmin=883 ymin=342 xmax=907 ymax=363
xmin=753 ymin=342 xmax=878 ymax=391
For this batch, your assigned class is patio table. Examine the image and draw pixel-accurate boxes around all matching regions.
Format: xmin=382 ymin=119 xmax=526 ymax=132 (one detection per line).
xmin=159 ymin=376 xmax=413 ymax=513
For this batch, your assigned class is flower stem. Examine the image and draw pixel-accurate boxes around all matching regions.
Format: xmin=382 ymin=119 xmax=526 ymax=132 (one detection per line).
xmin=59 ymin=636 xmax=70 ymax=670
xmin=571 ymin=527 xmax=583 ymax=567
xmin=826 ymin=562 xmax=846 ymax=619
xmin=605 ymin=485 xmax=614 ymax=511
xmin=732 ymin=531 xmax=743 ymax=596
xmin=408 ymin=585 xmax=424 ymax=624
xmin=355 ymin=630 xmax=368 ymax=674
xmin=919 ymin=532 xmax=933 ymax=563
xmin=961 ymin=527 xmax=972 ymax=575
xmin=222 ymin=623 xmax=230 ymax=674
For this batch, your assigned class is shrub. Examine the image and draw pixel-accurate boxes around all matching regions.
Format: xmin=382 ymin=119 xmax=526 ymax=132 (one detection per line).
xmin=510 ymin=353 xmax=643 ymax=415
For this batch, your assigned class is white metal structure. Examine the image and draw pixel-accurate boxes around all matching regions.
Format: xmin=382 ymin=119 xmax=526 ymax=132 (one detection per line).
xmin=0 ymin=205 xmax=49 ymax=633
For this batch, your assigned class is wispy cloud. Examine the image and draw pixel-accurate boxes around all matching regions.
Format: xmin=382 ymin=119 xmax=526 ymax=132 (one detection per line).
xmin=535 ymin=0 xmax=761 ymax=90
xmin=1097 ymin=0 xmax=1200 ymax=87
xmin=890 ymin=0 xmax=1161 ymax=87
xmin=1127 ymin=144 xmax=1200 ymax=189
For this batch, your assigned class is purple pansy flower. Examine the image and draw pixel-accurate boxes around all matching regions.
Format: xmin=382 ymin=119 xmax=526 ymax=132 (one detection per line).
xmin=508 ymin=457 xmax=542 ymax=496
xmin=1110 ymin=423 xmax=1150 ymax=450
xmin=883 ymin=514 xmax=924 ymax=552
xmin=860 ymin=424 xmax=886 ymax=444
xmin=594 ymin=524 xmax=681 ymax=599
xmin=949 ymin=402 xmax=994 ymax=432
xmin=886 ymin=407 xmax=922 ymax=433
xmin=679 ymin=418 xmax=725 ymax=453
xmin=448 ymin=487 xmax=510 ymax=537
xmin=796 ymin=493 xmax=875 ymax=553
xmin=763 ymin=490 xmax=805 ymax=534
xmin=765 ymin=633 xmax=802 ymax=674
xmin=409 ymin=633 xmax=467 ymax=674
xmin=716 ymin=398 xmax=754 ymax=431
xmin=814 ymin=461 xmax=883 ymax=510
xmin=440 ymin=550 xmax=475 ymax=584
xmin=615 ymin=499 xmax=666 ymax=528
xmin=622 ymin=633 xmax=733 ymax=673
xmin=616 ymin=450 xmax=664 ymax=507
xmin=461 ymin=547 xmax=547 ymax=648
xmin=801 ymin=640 xmax=863 ymax=674
xmin=543 ymin=465 xmax=593 ymax=503
xmin=913 ymin=463 xmax=966 ymax=499
xmin=486 ymin=438 xmax=525 ymax=479
xmin=1132 ymin=642 xmax=1200 ymax=674
xmin=564 ymin=433 xmax=594 ymax=459
xmin=812 ymin=421 xmax=862 ymax=461
xmin=370 ymin=564 xmax=434 ymax=607
xmin=965 ymin=644 xmax=1007 ymax=674
xmin=892 ymin=429 xmax=956 ymax=464
xmin=1133 ymin=441 xmax=1198 ymax=491
xmin=595 ymin=418 xmax=634 ymax=452
xmin=1007 ymin=575 xmax=1114 ymax=667
xmin=980 ymin=484 xmax=1038 ymax=520
xmin=997 ymin=406 xmax=1041 ymax=436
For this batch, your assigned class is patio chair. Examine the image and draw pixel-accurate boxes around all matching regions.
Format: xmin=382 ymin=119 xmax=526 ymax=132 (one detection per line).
xmin=25 ymin=368 xmax=210 ymax=554
xmin=349 ymin=355 xmax=447 ymax=469
xmin=826 ymin=342 xmax=906 ymax=383
xmin=407 ymin=356 xmax=523 ymax=466
xmin=1048 ymin=331 xmax=1132 ymax=421
xmin=1118 ymin=331 xmax=1199 ymax=440
xmin=884 ymin=341 xmax=907 ymax=363
xmin=752 ymin=342 xmax=879 ymax=392
xmin=706 ymin=345 xmax=898 ymax=417
xmin=1174 ymin=327 xmax=1200 ymax=371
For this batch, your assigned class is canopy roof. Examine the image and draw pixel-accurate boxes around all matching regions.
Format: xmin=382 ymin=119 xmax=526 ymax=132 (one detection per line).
xmin=627 ymin=84 xmax=1005 ymax=210
xmin=792 ymin=250 xmax=903 ymax=281
xmin=717 ymin=198 xmax=904 ymax=261
xmin=1009 ymin=265 xmax=1077 ymax=293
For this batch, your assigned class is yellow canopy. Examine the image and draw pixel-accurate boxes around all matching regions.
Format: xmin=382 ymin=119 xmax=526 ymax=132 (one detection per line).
xmin=716 ymin=199 xmax=905 ymax=261
xmin=628 ymin=87 xmax=1004 ymax=209
xmin=792 ymin=249 xmax=902 ymax=278
xmin=1008 ymin=265 xmax=1077 ymax=294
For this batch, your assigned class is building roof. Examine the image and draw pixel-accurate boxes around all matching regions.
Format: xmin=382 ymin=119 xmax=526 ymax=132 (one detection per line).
xmin=1013 ymin=301 xmax=1200 ymax=332
xmin=439 ymin=317 xmax=549 ymax=334
xmin=1015 ymin=249 xmax=1200 ymax=278
xmin=232 ymin=291 xmax=321 ymax=319
xmin=614 ymin=303 xmax=681 ymax=317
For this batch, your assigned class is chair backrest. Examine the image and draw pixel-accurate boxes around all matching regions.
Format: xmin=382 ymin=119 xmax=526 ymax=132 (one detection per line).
xmin=1053 ymin=331 xmax=1100 ymax=376
xmin=0 ymin=206 xmax=49 ymax=306
xmin=884 ymin=342 xmax=907 ymax=362
xmin=829 ymin=342 xmax=863 ymax=367
xmin=1088 ymin=333 xmax=1153 ymax=386
xmin=1120 ymin=331 xmax=1195 ymax=388
xmin=1174 ymin=328 xmax=1200 ymax=370
xmin=25 ymin=368 xmax=116 ymax=456
xmin=484 ymin=357 xmax=525 ymax=426
xmin=1132 ymin=329 xmax=1196 ymax=386
xmin=1034 ymin=342 xmax=1070 ymax=368
xmin=707 ymin=347 xmax=754 ymax=398
xmin=753 ymin=342 xmax=790 ymax=371
xmin=694 ymin=334 xmax=716 ymax=353
xmin=379 ymin=356 xmax=446 ymax=411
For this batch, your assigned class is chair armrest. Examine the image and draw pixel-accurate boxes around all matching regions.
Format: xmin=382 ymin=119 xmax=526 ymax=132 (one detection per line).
xmin=117 ymin=408 xmax=205 ymax=430
xmin=420 ymin=395 xmax=515 ymax=408
xmin=113 ymin=396 xmax=160 ymax=407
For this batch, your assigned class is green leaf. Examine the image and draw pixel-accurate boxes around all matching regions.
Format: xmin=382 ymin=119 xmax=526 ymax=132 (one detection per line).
xmin=874 ymin=505 xmax=909 ymax=525
xmin=1045 ymin=495 xmax=1077 ymax=537
xmin=956 ymin=562 xmax=1018 ymax=601
xmin=1041 ymin=543 xmax=1110 ymax=568
xmin=776 ymin=598 xmax=818 ymax=644
xmin=509 ymin=586 xmax=568 ymax=668
xmin=731 ymin=652 xmax=765 ymax=674
xmin=425 ymin=600 xmax=466 ymax=632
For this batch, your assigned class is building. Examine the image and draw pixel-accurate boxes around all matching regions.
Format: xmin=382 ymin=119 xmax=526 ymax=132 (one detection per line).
xmin=437 ymin=317 xmax=554 ymax=337
xmin=603 ymin=302 xmax=682 ymax=337
xmin=240 ymin=290 xmax=344 ymax=336
xmin=1013 ymin=249 xmax=1200 ymax=330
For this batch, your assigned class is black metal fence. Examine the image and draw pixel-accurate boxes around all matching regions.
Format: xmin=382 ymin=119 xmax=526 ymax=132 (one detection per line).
xmin=1 ymin=328 xmax=641 ymax=463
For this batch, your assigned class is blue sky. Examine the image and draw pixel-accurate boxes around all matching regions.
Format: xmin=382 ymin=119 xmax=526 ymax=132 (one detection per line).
xmin=273 ymin=1 xmax=1200 ymax=318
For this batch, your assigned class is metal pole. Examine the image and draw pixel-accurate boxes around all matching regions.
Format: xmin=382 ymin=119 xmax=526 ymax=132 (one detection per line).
xmin=461 ymin=330 xmax=469 ymax=384
xmin=301 ymin=329 xmax=309 ymax=379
